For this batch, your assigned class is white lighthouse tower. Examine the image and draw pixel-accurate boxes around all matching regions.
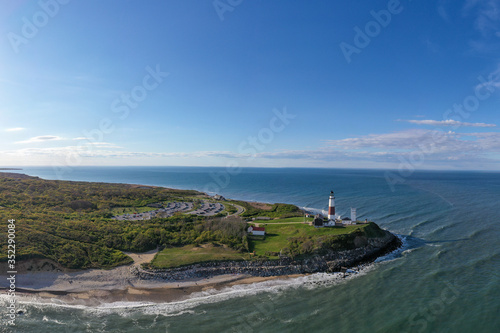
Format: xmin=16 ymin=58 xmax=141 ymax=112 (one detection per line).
xmin=351 ymin=208 xmax=357 ymax=223
xmin=328 ymin=191 xmax=336 ymax=220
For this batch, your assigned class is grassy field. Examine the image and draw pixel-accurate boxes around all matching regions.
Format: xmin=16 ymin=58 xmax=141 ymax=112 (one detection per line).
xmin=249 ymin=222 xmax=369 ymax=257
xmin=261 ymin=217 xmax=314 ymax=223
xmin=151 ymin=244 xmax=250 ymax=268
xmin=150 ymin=218 xmax=375 ymax=267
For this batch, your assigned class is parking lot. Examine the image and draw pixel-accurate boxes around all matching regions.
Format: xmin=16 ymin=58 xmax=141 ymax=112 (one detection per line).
xmin=188 ymin=202 xmax=225 ymax=216
xmin=112 ymin=202 xmax=194 ymax=221
xmin=111 ymin=201 xmax=226 ymax=220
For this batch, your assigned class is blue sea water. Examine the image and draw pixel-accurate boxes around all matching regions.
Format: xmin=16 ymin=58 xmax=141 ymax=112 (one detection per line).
xmin=1 ymin=166 xmax=499 ymax=332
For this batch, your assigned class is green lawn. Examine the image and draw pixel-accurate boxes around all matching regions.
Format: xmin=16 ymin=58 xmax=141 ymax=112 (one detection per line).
xmin=262 ymin=216 xmax=314 ymax=223
xmin=151 ymin=244 xmax=249 ymax=268
xmin=151 ymin=220 xmax=372 ymax=267
xmin=249 ymin=223 xmax=368 ymax=257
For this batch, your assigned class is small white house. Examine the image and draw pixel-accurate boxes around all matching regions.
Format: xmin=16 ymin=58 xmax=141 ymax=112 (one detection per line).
xmin=342 ymin=217 xmax=352 ymax=225
xmin=247 ymin=226 xmax=266 ymax=236
xmin=324 ymin=220 xmax=335 ymax=227
xmin=324 ymin=213 xmax=341 ymax=227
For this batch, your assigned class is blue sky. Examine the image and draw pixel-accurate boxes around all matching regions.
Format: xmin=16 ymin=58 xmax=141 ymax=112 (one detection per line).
xmin=1 ymin=0 xmax=500 ymax=170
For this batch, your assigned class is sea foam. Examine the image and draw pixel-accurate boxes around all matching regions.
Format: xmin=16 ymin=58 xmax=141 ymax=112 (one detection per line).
xmin=6 ymin=269 xmax=371 ymax=319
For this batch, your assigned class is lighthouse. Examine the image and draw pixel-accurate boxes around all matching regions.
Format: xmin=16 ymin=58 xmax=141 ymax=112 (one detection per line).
xmin=328 ymin=191 xmax=336 ymax=220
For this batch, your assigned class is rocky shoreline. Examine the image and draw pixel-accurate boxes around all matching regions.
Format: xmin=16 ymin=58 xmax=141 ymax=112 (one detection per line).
xmin=133 ymin=230 xmax=402 ymax=281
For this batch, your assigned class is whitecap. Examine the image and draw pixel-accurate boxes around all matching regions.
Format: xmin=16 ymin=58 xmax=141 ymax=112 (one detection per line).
xmin=10 ymin=242 xmax=406 ymax=319
xmin=42 ymin=315 xmax=65 ymax=325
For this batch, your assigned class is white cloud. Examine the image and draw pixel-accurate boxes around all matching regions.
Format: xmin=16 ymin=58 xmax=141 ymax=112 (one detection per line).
xmin=325 ymin=129 xmax=450 ymax=150
xmin=3 ymin=129 xmax=500 ymax=170
xmin=14 ymin=136 xmax=121 ymax=148
xmin=89 ymin=142 xmax=122 ymax=148
xmin=402 ymin=119 xmax=496 ymax=127
xmin=329 ymin=129 xmax=500 ymax=160
xmin=71 ymin=138 xmax=122 ymax=148
xmin=15 ymin=135 xmax=63 ymax=144
xmin=475 ymin=65 xmax=500 ymax=90
xmin=5 ymin=127 xmax=25 ymax=132
xmin=79 ymin=141 xmax=122 ymax=148
xmin=241 ymin=129 xmax=500 ymax=169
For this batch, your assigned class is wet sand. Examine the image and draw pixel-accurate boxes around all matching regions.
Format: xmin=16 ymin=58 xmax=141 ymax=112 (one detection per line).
xmin=11 ymin=275 xmax=293 ymax=307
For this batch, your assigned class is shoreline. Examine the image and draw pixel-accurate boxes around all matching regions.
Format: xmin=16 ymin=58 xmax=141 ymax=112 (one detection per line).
xmin=0 ymin=172 xmax=402 ymax=307
xmin=3 ymin=273 xmax=302 ymax=307
xmin=1 ymin=234 xmax=401 ymax=307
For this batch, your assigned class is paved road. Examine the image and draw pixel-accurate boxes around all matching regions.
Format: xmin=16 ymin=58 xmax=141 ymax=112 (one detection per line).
xmin=229 ymin=203 xmax=245 ymax=216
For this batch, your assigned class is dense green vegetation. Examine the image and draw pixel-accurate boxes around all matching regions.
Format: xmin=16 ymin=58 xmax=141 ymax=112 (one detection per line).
xmin=0 ymin=173 xmax=387 ymax=270
xmin=0 ymin=173 xmax=248 ymax=269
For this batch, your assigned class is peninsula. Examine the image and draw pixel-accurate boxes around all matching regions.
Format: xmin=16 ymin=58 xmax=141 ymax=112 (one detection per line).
xmin=0 ymin=172 xmax=401 ymax=304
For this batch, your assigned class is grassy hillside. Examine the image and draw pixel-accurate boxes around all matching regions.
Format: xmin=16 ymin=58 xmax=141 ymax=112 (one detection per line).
xmin=230 ymin=200 xmax=302 ymax=218
xmin=150 ymin=220 xmax=386 ymax=268
xmin=248 ymin=222 xmax=384 ymax=258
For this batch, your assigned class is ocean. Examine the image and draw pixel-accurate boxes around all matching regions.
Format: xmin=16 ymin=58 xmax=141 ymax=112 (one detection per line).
xmin=1 ymin=166 xmax=499 ymax=332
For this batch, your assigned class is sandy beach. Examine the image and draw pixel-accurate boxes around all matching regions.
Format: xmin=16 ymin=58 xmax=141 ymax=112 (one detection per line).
xmin=1 ymin=232 xmax=400 ymax=308
xmin=0 ymin=249 xmax=300 ymax=307
xmin=12 ymin=275 xmax=289 ymax=307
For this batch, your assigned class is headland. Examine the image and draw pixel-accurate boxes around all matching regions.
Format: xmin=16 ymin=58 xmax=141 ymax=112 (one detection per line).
xmin=0 ymin=172 xmax=401 ymax=305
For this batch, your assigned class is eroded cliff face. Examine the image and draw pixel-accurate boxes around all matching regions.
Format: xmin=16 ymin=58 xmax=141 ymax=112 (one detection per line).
xmin=0 ymin=258 xmax=70 ymax=274
xmin=134 ymin=228 xmax=402 ymax=281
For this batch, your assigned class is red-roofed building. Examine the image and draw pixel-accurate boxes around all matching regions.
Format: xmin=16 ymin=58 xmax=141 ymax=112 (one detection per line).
xmin=247 ymin=226 xmax=266 ymax=236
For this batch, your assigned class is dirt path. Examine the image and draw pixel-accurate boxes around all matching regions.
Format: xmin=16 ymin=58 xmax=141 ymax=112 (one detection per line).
xmin=123 ymin=248 xmax=159 ymax=265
